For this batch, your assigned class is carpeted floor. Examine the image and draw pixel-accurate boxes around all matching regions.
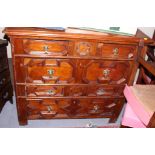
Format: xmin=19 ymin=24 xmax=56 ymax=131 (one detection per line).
xmin=0 ymin=95 xmax=125 ymax=128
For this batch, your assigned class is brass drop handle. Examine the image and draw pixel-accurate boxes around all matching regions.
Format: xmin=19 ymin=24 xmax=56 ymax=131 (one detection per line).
xmin=96 ymin=89 xmax=105 ymax=96
xmin=93 ymin=105 xmax=99 ymax=111
xmin=47 ymin=90 xmax=55 ymax=95
xmin=47 ymin=106 xmax=52 ymax=112
xmin=103 ymin=69 xmax=110 ymax=79
xmin=113 ymin=48 xmax=119 ymax=56
xmin=48 ymin=69 xmax=54 ymax=78
xmin=43 ymin=45 xmax=49 ymax=54
xmin=79 ymin=51 xmax=89 ymax=56
xmin=128 ymin=53 xmax=134 ymax=58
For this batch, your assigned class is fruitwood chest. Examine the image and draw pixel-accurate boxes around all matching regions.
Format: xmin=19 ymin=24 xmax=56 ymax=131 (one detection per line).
xmin=4 ymin=27 xmax=153 ymax=125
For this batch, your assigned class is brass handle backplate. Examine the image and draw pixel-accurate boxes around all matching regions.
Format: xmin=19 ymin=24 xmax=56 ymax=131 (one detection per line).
xmin=93 ymin=105 xmax=99 ymax=111
xmin=113 ymin=48 xmax=119 ymax=56
xmin=96 ymin=88 xmax=105 ymax=96
xmin=43 ymin=45 xmax=49 ymax=54
xmin=103 ymin=69 xmax=110 ymax=79
xmin=128 ymin=53 xmax=134 ymax=58
xmin=47 ymin=106 xmax=52 ymax=112
xmin=48 ymin=69 xmax=54 ymax=78
xmin=47 ymin=90 xmax=55 ymax=95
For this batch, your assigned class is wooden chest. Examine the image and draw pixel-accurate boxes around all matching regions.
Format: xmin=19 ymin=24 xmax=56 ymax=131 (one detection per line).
xmin=4 ymin=27 xmax=153 ymax=125
xmin=0 ymin=39 xmax=13 ymax=112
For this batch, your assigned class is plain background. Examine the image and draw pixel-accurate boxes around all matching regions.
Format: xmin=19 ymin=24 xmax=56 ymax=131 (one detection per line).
xmin=0 ymin=0 xmax=155 ymax=155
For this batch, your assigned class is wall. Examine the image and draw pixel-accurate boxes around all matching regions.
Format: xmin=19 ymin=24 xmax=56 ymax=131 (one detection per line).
xmin=0 ymin=27 xmax=155 ymax=58
xmin=138 ymin=27 xmax=155 ymax=38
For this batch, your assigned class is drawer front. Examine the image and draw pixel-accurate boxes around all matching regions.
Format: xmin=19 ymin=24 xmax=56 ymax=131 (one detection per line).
xmin=26 ymin=85 xmax=124 ymax=97
xmin=82 ymin=60 xmax=132 ymax=84
xmin=15 ymin=58 xmax=132 ymax=85
xmin=27 ymin=98 xmax=121 ymax=119
xmin=24 ymin=58 xmax=76 ymax=84
xmin=0 ymin=70 xmax=11 ymax=90
xmin=98 ymin=43 xmax=136 ymax=59
xmin=23 ymin=39 xmax=70 ymax=56
xmin=27 ymin=85 xmax=64 ymax=97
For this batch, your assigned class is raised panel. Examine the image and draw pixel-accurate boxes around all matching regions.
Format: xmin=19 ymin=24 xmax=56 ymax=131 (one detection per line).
xmin=23 ymin=39 xmax=70 ymax=56
xmin=26 ymin=85 xmax=64 ymax=97
xmin=98 ymin=43 xmax=136 ymax=59
xmin=23 ymin=58 xmax=76 ymax=84
xmin=82 ymin=60 xmax=131 ymax=84
xmin=74 ymin=41 xmax=96 ymax=56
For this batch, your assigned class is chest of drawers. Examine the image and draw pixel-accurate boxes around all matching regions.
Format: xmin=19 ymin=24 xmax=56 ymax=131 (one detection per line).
xmin=4 ymin=27 xmax=153 ymax=125
xmin=0 ymin=39 xmax=13 ymax=112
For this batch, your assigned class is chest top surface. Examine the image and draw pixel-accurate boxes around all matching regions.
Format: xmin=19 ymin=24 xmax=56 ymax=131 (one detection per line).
xmin=3 ymin=27 xmax=154 ymax=45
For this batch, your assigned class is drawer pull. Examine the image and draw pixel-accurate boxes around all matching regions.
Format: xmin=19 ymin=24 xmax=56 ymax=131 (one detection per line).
xmin=96 ymin=89 xmax=105 ymax=96
xmin=79 ymin=51 xmax=88 ymax=56
xmin=43 ymin=45 xmax=49 ymax=54
xmin=128 ymin=53 xmax=134 ymax=58
xmin=93 ymin=105 xmax=99 ymax=111
xmin=3 ymin=92 xmax=9 ymax=99
xmin=47 ymin=106 xmax=52 ymax=112
xmin=103 ymin=69 xmax=110 ymax=79
xmin=113 ymin=48 xmax=119 ymax=56
xmin=48 ymin=69 xmax=54 ymax=78
xmin=47 ymin=90 xmax=55 ymax=95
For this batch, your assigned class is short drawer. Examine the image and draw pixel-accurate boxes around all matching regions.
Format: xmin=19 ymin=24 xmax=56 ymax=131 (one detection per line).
xmin=23 ymin=39 xmax=70 ymax=56
xmin=27 ymin=98 xmax=121 ymax=119
xmin=98 ymin=43 xmax=136 ymax=59
xmin=0 ymin=70 xmax=11 ymax=90
xmin=82 ymin=60 xmax=133 ymax=84
xmin=26 ymin=85 xmax=64 ymax=97
xmin=74 ymin=41 xmax=96 ymax=56
xmin=24 ymin=58 xmax=76 ymax=84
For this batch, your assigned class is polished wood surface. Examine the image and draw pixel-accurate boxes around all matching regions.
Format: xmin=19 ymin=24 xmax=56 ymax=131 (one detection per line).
xmin=4 ymin=27 xmax=153 ymax=125
xmin=0 ymin=40 xmax=13 ymax=112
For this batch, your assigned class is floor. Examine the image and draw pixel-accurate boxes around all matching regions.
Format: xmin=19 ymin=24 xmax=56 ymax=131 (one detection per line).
xmin=0 ymin=95 xmax=125 ymax=128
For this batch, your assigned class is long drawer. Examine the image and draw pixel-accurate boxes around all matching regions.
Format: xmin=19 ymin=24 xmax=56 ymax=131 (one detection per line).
xmin=25 ymin=85 xmax=124 ymax=97
xmin=27 ymin=98 xmax=123 ymax=120
xmin=15 ymin=57 xmax=133 ymax=85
